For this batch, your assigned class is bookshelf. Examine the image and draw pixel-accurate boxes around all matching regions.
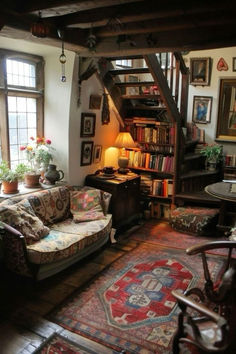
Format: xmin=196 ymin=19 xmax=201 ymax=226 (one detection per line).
xmin=124 ymin=115 xmax=175 ymax=218
xmin=224 ymin=154 xmax=236 ymax=180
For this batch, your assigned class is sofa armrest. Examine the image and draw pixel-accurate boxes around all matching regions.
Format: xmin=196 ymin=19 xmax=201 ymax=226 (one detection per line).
xmin=1 ymin=222 xmax=33 ymax=277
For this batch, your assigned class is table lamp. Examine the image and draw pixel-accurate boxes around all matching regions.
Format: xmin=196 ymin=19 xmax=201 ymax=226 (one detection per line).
xmin=114 ymin=132 xmax=136 ymax=174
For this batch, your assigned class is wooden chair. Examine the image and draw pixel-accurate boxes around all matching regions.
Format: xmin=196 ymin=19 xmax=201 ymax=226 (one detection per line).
xmin=172 ymin=241 xmax=236 ymax=353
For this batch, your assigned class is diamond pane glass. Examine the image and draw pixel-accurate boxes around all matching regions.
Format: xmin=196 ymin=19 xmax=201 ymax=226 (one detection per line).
xmin=8 ymin=95 xmax=37 ymax=166
xmin=8 ymin=96 xmax=17 ymax=112
xmin=6 ymin=59 xmax=36 ymax=88
xmin=18 ymin=129 xmax=28 ymax=144
xmin=18 ymin=113 xmax=27 ymax=128
xmin=10 ymin=145 xmax=19 ymax=161
xmin=27 ymin=98 xmax=36 ymax=113
xmin=8 ymin=113 xmax=17 ymax=128
xmin=9 ymin=129 xmax=18 ymax=144
xmin=27 ymin=113 xmax=37 ymax=128
xmin=17 ymin=97 xmax=27 ymax=113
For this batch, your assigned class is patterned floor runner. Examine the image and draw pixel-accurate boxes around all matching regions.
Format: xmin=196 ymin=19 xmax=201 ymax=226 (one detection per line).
xmin=49 ymin=243 xmax=225 ymax=354
xmin=128 ymin=220 xmax=236 ymax=257
xmin=34 ymin=333 xmax=119 ymax=354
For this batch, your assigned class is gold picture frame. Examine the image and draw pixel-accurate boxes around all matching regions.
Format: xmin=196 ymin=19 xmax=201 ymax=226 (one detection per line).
xmin=190 ymin=57 xmax=211 ymax=86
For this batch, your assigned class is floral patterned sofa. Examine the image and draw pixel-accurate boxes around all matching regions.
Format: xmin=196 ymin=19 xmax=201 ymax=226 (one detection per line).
xmin=0 ymin=185 xmax=112 ymax=280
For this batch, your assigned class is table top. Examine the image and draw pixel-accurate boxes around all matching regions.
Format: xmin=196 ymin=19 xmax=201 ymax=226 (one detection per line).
xmin=86 ymin=172 xmax=140 ymax=185
xmin=205 ymin=181 xmax=236 ymax=202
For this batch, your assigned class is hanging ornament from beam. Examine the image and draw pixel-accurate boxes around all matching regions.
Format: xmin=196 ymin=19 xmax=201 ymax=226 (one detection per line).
xmin=58 ymin=29 xmax=67 ymax=82
xmin=86 ymin=26 xmax=97 ymax=53
xmin=31 ymin=12 xmax=49 ymax=38
xmin=101 ymin=92 xmax=110 ymax=125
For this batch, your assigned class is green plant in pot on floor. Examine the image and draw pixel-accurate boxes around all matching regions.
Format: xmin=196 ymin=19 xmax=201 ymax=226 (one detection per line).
xmin=0 ymin=161 xmax=29 ymax=194
xmin=200 ymin=144 xmax=223 ymax=171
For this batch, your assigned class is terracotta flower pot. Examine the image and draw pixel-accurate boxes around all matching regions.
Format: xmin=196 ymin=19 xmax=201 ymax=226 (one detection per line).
xmin=2 ymin=180 xmax=18 ymax=194
xmin=24 ymin=173 xmax=41 ymax=188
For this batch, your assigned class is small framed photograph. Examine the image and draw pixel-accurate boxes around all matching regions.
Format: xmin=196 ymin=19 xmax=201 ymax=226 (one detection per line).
xmin=190 ymin=57 xmax=211 ymax=86
xmin=192 ymin=96 xmax=213 ymax=124
xmin=81 ymin=141 xmax=94 ymax=166
xmin=80 ymin=113 xmax=96 ymax=137
xmin=232 ymin=57 xmax=236 ymax=72
xmin=89 ymin=95 xmax=102 ymax=110
xmin=93 ymin=145 xmax=102 ymax=163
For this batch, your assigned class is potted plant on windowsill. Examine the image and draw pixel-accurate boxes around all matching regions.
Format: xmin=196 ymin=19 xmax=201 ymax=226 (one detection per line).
xmin=0 ymin=161 xmax=29 ymax=194
xmin=200 ymin=144 xmax=223 ymax=171
xmin=20 ymin=136 xmax=54 ymax=187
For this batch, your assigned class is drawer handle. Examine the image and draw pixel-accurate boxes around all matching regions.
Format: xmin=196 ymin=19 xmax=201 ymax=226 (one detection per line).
xmin=125 ymin=185 xmax=128 ymax=189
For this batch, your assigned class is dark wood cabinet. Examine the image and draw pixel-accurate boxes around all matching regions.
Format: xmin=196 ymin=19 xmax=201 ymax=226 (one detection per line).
xmin=85 ymin=173 xmax=141 ymax=231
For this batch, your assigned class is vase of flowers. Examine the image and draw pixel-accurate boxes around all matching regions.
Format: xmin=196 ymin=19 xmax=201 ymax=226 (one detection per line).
xmin=200 ymin=144 xmax=223 ymax=171
xmin=20 ymin=136 xmax=54 ymax=187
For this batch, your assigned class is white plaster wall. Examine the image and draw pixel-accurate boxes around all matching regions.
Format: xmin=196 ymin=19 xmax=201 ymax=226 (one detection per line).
xmin=68 ymin=56 xmax=120 ymax=185
xmin=185 ymin=47 xmax=236 ymax=154
xmin=0 ymin=36 xmax=75 ymax=181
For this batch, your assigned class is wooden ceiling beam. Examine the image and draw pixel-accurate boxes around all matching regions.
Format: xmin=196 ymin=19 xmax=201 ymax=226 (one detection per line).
xmin=78 ymin=25 xmax=236 ymax=57
xmin=52 ymin=0 xmax=235 ymax=27
xmin=95 ymin=11 xmax=236 ymax=37
xmin=14 ymin=0 xmax=143 ymax=16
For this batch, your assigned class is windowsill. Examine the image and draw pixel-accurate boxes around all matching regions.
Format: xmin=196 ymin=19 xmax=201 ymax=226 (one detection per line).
xmin=0 ymin=181 xmax=66 ymax=199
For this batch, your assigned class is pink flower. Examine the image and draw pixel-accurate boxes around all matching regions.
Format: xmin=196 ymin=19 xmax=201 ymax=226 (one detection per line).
xmin=30 ymin=136 xmax=35 ymax=141
xmin=20 ymin=146 xmax=26 ymax=151
xmin=46 ymin=139 xmax=51 ymax=145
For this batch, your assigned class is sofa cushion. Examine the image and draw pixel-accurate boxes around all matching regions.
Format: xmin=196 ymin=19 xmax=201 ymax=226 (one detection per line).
xmin=169 ymin=207 xmax=219 ymax=236
xmin=72 ymin=186 xmax=112 ymax=215
xmin=27 ymin=186 xmax=71 ymax=225
xmin=26 ymin=215 xmax=112 ymax=264
xmin=70 ymin=190 xmax=105 ymax=222
xmin=0 ymin=199 xmax=50 ymax=245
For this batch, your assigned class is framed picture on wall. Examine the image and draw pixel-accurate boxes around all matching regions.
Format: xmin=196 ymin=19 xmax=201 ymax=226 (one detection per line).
xmin=93 ymin=145 xmax=102 ymax=163
xmin=190 ymin=57 xmax=211 ymax=86
xmin=233 ymin=57 xmax=236 ymax=72
xmin=80 ymin=113 xmax=96 ymax=137
xmin=192 ymin=96 xmax=212 ymax=124
xmin=81 ymin=141 xmax=94 ymax=166
xmin=216 ymin=78 xmax=236 ymax=141
xmin=89 ymin=95 xmax=102 ymax=110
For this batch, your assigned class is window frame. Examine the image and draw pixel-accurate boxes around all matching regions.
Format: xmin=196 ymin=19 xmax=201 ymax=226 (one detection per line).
xmin=0 ymin=49 xmax=44 ymax=165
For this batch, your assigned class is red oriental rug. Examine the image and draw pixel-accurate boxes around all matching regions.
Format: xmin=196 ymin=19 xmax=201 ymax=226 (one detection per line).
xmin=129 ymin=220 xmax=236 ymax=257
xmin=49 ymin=243 xmax=225 ymax=354
xmin=35 ymin=333 xmax=119 ymax=354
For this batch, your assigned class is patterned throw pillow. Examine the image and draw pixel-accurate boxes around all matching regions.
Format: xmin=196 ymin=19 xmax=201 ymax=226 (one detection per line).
xmin=0 ymin=199 xmax=50 ymax=245
xmin=27 ymin=186 xmax=71 ymax=225
xmin=71 ymin=186 xmax=112 ymax=215
xmin=70 ymin=190 xmax=105 ymax=222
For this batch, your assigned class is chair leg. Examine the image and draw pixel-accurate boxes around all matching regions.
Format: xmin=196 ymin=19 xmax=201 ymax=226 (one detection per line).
xmin=172 ymin=312 xmax=184 ymax=354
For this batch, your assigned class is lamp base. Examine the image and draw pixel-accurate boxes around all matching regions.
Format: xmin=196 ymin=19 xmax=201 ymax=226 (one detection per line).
xmin=118 ymin=167 xmax=129 ymax=174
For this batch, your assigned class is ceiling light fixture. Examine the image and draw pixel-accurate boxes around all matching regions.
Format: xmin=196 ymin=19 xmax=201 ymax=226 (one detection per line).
xmin=31 ymin=11 xmax=49 ymax=38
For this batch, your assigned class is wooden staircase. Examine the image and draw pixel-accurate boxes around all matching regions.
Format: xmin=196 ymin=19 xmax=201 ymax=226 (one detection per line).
xmin=97 ymin=53 xmax=221 ymax=208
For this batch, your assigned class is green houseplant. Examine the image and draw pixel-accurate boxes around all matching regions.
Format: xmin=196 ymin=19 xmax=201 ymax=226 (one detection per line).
xmin=0 ymin=161 xmax=29 ymax=194
xmin=200 ymin=144 xmax=223 ymax=171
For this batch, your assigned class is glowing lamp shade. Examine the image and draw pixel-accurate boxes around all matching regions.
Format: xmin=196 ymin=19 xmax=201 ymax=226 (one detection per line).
xmin=114 ymin=132 xmax=136 ymax=173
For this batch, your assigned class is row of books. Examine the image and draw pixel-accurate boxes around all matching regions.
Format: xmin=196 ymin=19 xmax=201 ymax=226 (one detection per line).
xmin=186 ymin=123 xmax=205 ymax=143
xmin=126 ymin=125 xmax=175 ymax=145
xmin=152 ymin=179 xmax=173 ymax=197
xmin=127 ymin=150 xmax=174 ymax=172
xmin=138 ymin=143 xmax=174 ymax=153
xmin=151 ymin=201 xmax=170 ymax=219
xmin=225 ymin=154 xmax=236 ymax=167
